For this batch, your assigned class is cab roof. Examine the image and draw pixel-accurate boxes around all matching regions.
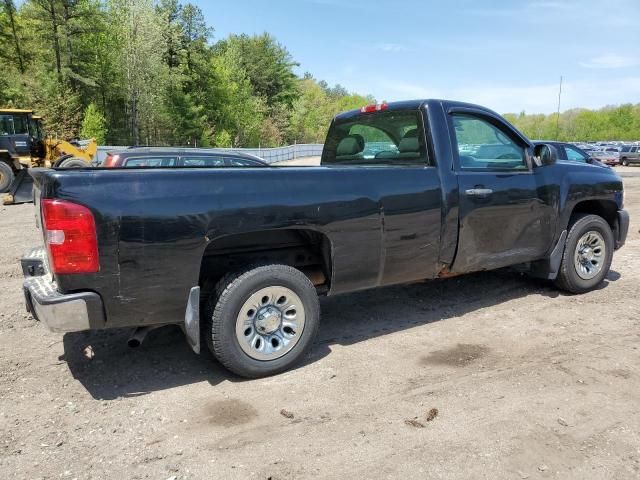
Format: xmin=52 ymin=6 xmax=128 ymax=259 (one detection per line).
xmin=333 ymin=99 xmax=502 ymax=121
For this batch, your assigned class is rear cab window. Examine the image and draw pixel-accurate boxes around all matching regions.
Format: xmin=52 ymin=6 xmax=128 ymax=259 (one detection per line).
xmin=322 ymin=110 xmax=429 ymax=166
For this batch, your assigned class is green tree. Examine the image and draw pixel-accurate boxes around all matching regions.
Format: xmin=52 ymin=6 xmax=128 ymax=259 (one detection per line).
xmin=1 ymin=0 xmax=26 ymax=73
xmin=80 ymin=102 xmax=107 ymax=143
xmin=110 ymin=0 xmax=168 ymax=145
xmin=209 ymin=51 xmax=265 ymax=147
xmin=217 ymin=33 xmax=299 ymax=110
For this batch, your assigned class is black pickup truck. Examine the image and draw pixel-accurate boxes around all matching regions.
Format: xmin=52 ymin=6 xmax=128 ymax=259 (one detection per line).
xmin=22 ymin=99 xmax=629 ymax=378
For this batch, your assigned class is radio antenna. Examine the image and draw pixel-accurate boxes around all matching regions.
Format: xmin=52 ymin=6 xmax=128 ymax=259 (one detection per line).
xmin=555 ymin=75 xmax=563 ymax=140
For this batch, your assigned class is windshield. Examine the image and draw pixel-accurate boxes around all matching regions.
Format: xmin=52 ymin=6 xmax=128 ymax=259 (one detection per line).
xmin=322 ymin=110 xmax=427 ymax=166
xmin=0 ymin=114 xmax=29 ymax=135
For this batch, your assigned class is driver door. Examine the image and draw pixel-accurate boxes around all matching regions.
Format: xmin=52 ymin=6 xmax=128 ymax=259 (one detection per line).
xmin=450 ymin=112 xmax=554 ymax=273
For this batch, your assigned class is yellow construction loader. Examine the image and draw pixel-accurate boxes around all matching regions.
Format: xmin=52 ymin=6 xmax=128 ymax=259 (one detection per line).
xmin=0 ymin=109 xmax=97 ymax=204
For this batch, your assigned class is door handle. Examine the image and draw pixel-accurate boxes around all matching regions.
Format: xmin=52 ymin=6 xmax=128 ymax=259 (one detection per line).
xmin=465 ymin=188 xmax=493 ymax=196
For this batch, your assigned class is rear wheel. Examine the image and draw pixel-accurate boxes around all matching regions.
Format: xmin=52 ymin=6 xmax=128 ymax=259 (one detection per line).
xmin=58 ymin=157 xmax=88 ymax=168
xmin=205 ymin=264 xmax=320 ymax=378
xmin=554 ymin=214 xmax=614 ymax=293
xmin=0 ymin=161 xmax=15 ymax=193
xmin=621 ymin=158 xmax=629 ymax=166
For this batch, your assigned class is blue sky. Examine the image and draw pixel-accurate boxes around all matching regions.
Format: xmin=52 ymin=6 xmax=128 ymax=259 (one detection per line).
xmin=199 ymin=0 xmax=640 ymax=114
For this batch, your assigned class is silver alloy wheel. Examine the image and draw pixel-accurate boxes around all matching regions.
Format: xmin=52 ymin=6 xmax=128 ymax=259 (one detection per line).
xmin=235 ymin=286 xmax=305 ymax=361
xmin=573 ymin=230 xmax=606 ymax=280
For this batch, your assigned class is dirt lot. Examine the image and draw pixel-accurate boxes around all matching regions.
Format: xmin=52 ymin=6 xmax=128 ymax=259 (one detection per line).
xmin=1 ymin=167 xmax=640 ymax=479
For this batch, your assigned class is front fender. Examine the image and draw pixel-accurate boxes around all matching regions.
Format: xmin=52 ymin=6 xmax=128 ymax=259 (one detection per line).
xmin=556 ymin=167 xmax=622 ymax=231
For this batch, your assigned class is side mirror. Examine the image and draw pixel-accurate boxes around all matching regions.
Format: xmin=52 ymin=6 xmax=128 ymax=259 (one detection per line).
xmin=533 ymin=143 xmax=558 ymax=167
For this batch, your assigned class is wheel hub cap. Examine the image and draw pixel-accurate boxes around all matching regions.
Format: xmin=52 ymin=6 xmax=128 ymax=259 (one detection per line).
xmin=254 ymin=306 xmax=282 ymax=335
xmin=573 ymin=230 xmax=606 ymax=280
xmin=235 ymin=286 xmax=306 ymax=361
xmin=579 ymin=247 xmax=594 ymax=262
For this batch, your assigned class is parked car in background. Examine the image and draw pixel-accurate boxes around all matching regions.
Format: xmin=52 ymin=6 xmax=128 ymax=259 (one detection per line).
xmin=591 ymin=147 xmax=620 ymax=166
xmin=575 ymin=144 xmax=596 ymax=154
xmin=532 ymin=141 xmax=606 ymax=166
xmin=619 ymin=145 xmax=640 ymax=166
xmin=101 ymin=147 xmax=268 ymax=168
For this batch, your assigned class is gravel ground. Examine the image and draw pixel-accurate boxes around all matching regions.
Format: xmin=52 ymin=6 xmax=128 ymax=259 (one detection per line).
xmin=1 ymin=167 xmax=639 ymax=479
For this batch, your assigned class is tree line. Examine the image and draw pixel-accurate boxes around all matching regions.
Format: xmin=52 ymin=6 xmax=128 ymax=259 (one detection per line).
xmin=504 ymin=104 xmax=640 ymax=142
xmin=0 ymin=0 xmax=372 ymax=147
xmin=1 ymin=0 xmax=638 ymax=147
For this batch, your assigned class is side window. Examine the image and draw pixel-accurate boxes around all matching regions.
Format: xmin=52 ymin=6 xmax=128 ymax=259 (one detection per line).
xmin=452 ymin=114 xmax=526 ymax=170
xmin=0 ymin=115 xmax=13 ymax=135
xmin=564 ymin=145 xmax=588 ymax=163
xmin=225 ymin=156 xmax=259 ymax=166
xmin=29 ymin=118 xmax=38 ymax=138
xmin=322 ymin=111 xmax=427 ymax=166
xmin=181 ymin=155 xmax=225 ymax=167
xmin=12 ymin=115 xmax=29 ymax=135
xmin=124 ymin=156 xmax=177 ymax=167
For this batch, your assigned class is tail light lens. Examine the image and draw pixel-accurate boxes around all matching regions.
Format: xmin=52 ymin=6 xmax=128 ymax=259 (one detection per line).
xmin=102 ymin=154 xmax=119 ymax=167
xmin=42 ymin=199 xmax=99 ymax=274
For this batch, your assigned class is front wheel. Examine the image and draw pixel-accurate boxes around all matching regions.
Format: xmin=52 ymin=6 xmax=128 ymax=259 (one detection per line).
xmin=0 ymin=161 xmax=15 ymax=193
xmin=621 ymin=158 xmax=629 ymax=166
xmin=58 ymin=157 xmax=89 ymax=168
xmin=555 ymin=214 xmax=614 ymax=293
xmin=205 ymin=264 xmax=320 ymax=378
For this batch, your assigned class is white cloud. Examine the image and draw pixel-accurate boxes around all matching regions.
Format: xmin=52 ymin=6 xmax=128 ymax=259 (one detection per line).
xmin=464 ymin=8 xmax=516 ymax=17
xmin=580 ymin=54 xmax=638 ymax=69
xmin=527 ymin=1 xmax=571 ymax=9
xmin=375 ymin=43 xmax=411 ymax=53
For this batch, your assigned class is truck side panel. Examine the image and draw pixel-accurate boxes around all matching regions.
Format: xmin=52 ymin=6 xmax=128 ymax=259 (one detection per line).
xmin=37 ymin=166 xmax=443 ymax=328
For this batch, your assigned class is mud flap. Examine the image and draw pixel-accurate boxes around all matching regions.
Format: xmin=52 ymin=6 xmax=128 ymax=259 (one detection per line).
xmin=529 ymin=230 xmax=567 ymax=280
xmin=184 ymin=286 xmax=200 ymax=354
xmin=3 ymin=169 xmax=34 ymax=205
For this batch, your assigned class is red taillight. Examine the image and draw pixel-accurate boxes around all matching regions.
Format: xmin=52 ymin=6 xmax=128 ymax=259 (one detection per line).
xmin=360 ymin=103 xmax=389 ymax=113
xmin=102 ymin=154 xmax=119 ymax=167
xmin=42 ymin=199 xmax=99 ymax=274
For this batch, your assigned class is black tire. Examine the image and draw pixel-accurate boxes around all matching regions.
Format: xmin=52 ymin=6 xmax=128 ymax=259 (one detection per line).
xmin=205 ymin=264 xmax=320 ymax=378
xmin=554 ymin=214 xmax=614 ymax=293
xmin=58 ymin=157 xmax=88 ymax=168
xmin=621 ymin=158 xmax=629 ymax=166
xmin=0 ymin=161 xmax=15 ymax=193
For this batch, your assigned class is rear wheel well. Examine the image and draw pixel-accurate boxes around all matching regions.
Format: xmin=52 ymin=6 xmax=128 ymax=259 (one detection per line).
xmin=198 ymin=229 xmax=332 ymax=294
xmin=570 ymin=200 xmax=617 ymax=231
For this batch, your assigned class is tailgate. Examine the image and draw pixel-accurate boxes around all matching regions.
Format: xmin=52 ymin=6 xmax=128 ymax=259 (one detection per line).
xmin=29 ymin=168 xmax=47 ymax=229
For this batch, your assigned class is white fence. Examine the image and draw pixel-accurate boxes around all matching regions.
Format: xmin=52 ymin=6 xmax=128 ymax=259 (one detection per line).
xmin=95 ymin=144 xmax=324 ymax=165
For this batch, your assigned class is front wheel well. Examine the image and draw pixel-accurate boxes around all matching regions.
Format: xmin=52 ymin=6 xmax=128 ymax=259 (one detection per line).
xmin=198 ymin=228 xmax=332 ymax=294
xmin=569 ymin=200 xmax=618 ymax=231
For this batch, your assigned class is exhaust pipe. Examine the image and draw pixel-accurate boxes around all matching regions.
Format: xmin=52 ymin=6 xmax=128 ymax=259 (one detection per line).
xmin=127 ymin=325 xmax=162 ymax=348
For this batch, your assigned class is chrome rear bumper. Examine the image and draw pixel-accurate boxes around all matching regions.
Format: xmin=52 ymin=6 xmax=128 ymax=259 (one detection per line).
xmin=22 ymin=247 xmax=105 ymax=333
